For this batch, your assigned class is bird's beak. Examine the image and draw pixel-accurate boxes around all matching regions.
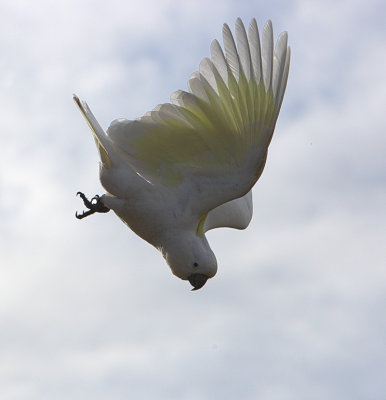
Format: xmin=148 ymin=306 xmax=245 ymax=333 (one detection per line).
xmin=188 ymin=274 xmax=208 ymax=291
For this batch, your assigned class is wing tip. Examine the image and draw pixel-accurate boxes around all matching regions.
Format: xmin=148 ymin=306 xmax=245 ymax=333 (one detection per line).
xmin=73 ymin=93 xmax=82 ymax=110
xmin=72 ymin=93 xmax=112 ymax=168
xmin=265 ymin=19 xmax=273 ymax=31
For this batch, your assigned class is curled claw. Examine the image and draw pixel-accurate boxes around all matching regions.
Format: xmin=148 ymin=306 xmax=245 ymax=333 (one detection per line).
xmin=77 ymin=191 xmax=93 ymax=209
xmin=75 ymin=209 xmax=96 ymax=219
xmin=75 ymin=191 xmax=110 ymax=220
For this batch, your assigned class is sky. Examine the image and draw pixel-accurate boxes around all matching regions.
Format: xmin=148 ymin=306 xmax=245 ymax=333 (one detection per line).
xmin=0 ymin=0 xmax=385 ymax=399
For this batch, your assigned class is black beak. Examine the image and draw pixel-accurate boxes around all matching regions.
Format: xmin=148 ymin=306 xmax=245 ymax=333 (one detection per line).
xmin=188 ymin=274 xmax=208 ymax=291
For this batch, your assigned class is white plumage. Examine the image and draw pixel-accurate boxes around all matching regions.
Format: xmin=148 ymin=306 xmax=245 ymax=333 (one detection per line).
xmin=74 ymin=18 xmax=290 ymax=290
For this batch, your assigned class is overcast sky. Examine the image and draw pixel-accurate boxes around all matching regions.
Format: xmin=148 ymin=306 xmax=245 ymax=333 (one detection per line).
xmin=0 ymin=0 xmax=385 ymax=399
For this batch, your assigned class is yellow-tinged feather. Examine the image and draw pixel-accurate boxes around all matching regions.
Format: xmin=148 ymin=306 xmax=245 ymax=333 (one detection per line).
xmin=197 ymin=213 xmax=208 ymax=237
xmin=74 ymin=20 xmax=289 ymax=193
xmin=131 ymin=80 xmax=276 ymax=186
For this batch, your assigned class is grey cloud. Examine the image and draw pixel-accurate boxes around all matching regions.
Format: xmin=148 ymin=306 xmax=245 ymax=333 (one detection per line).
xmin=1 ymin=0 xmax=385 ymax=399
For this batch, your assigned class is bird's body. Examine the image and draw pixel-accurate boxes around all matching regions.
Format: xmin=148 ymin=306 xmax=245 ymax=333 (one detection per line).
xmin=75 ymin=18 xmax=290 ymax=290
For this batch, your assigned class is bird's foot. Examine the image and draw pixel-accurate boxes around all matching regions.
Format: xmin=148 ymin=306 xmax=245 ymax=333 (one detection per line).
xmin=75 ymin=192 xmax=110 ymax=219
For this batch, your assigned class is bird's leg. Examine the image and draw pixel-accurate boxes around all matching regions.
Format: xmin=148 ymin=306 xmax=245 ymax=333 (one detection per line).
xmin=75 ymin=192 xmax=110 ymax=220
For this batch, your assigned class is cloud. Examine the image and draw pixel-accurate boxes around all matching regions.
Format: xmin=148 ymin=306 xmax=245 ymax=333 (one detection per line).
xmin=0 ymin=0 xmax=385 ymax=399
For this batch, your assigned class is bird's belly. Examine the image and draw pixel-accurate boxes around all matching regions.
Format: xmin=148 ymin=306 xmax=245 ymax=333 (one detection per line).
xmin=113 ymin=196 xmax=174 ymax=248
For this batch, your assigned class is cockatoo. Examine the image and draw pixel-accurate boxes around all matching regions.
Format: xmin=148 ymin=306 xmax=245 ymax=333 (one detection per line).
xmin=75 ymin=18 xmax=290 ymax=290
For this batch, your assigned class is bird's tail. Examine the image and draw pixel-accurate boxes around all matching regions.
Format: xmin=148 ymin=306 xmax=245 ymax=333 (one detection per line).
xmin=73 ymin=94 xmax=112 ymax=167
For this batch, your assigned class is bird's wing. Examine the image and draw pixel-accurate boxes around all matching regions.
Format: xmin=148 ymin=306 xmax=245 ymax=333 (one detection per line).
xmin=86 ymin=18 xmax=290 ymax=216
xmin=73 ymin=95 xmax=112 ymax=167
xmin=202 ymin=190 xmax=253 ymax=233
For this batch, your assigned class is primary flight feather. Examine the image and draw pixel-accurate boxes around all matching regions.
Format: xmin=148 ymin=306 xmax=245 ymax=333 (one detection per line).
xmin=74 ymin=18 xmax=290 ymax=290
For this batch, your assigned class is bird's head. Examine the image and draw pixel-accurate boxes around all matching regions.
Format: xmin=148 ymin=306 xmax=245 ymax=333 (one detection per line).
xmin=161 ymin=233 xmax=217 ymax=291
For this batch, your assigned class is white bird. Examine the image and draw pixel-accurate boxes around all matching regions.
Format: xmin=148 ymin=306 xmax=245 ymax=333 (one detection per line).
xmin=74 ymin=18 xmax=290 ymax=290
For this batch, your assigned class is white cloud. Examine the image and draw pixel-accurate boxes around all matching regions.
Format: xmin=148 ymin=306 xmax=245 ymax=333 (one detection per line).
xmin=0 ymin=0 xmax=385 ymax=399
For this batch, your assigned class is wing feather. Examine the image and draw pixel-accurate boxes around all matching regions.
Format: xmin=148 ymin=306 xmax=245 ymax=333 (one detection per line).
xmin=73 ymin=95 xmax=112 ymax=167
xmin=188 ymin=74 xmax=210 ymax=102
xmin=210 ymin=39 xmax=228 ymax=84
xmin=276 ymin=46 xmax=291 ymax=114
xmin=235 ymin=17 xmax=252 ymax=81
xmin=204 ymin=191 xmax=253 ymax=231
xmin=249 ymin=18 xmax=263 ymax=83
xmin=222 ymin=23 xmax=241 ymax=80
xmin=272 ymin=32 xmax=288 ymax=102
xmin=199 ymin=58 xmax=219 ymax=95
xmin=78 ymin=19 xmax=290 ymax=214
xmin=106 ymin=19 xmax=289 ymax=189
xmin=262 ymin=20 xmax=274 ymax=91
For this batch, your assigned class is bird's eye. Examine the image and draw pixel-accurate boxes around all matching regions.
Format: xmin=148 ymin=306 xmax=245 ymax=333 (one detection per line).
xmin=193 ymin=262 xmax=199 ymax=267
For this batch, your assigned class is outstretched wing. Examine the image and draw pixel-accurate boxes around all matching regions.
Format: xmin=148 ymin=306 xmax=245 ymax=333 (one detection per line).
xmin=79 ymin=18 xmax=290 ymax=217
xmin=109 ymin=19 xmax=289 ymax=184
